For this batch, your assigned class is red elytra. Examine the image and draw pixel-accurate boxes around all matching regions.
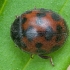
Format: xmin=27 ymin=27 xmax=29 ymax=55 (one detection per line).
xmin=11 ymin=8 xmax=68 ymax=66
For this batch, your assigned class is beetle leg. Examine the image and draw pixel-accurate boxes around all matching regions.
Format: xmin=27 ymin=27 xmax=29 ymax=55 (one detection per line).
xmin=38 ymin=54 xmax=54 ymax=66
xmin=30 ymin=54 xmax=34 ymax=59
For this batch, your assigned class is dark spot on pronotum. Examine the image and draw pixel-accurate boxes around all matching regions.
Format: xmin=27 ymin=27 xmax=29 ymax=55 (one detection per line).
xmin=11 ymin=17 xmax=22 ymax=47
xmin=45 ymin=26 xmax=54 ymax=41
xmin=35 ymin=43 xmax=43 ymax=48
xmin=51 ymin=45 xmax=60 ymax=52
xmin=36 ymin=12 xmax=46 ymax=17
xmin=11 ymin=17 xmax=20 ymax=39
xmin=56 ymin=25 xmax=62 ymax=33
xmin=51 ymin=13 xmax=60 ymax=21
xmin=22 ymin=17 xmax=27 ymax=24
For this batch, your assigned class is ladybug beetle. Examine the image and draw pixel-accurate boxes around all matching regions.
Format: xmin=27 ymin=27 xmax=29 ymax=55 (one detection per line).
xmin=11 ymin=8 xmax=68 ymax=66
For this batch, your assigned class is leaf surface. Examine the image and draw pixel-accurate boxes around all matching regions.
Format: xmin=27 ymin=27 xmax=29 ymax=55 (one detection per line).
xmin=0 ymin=0 xmax=70 ymax=70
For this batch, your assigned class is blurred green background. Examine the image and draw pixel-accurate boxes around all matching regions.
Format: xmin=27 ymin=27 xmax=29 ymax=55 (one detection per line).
xmin=0 ymin=0 xmax=70 ymax=70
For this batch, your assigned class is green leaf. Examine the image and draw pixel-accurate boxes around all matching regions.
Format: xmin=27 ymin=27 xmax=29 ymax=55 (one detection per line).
xmin=0 ymin=0 xmax=6 ymax=15
xmin=0 ymin=0 xmax=70 ymax=70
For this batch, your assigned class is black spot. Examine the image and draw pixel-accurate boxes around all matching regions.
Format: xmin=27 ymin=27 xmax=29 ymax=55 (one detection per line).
xmin=36 ymin=12 xmax=46 ymax=17
xmin=51 ymin=13 xmax=60 ymax=21
xmin=56 ymin=25 xmax=62 ymax=33
xmin=35 ymin=43 xmax=43 ymax=48
xmin=55 ymin=35 xmax=62 ymax=42
xmin=22 ymin=17 xmax=27 ymax=24
xmin=45 ymin=26 xmax=54 ymax=41
xmin=51 ymin=45 xmax=60 ymax=52
xmin=25 ymin=10 xmax=32 ymax=14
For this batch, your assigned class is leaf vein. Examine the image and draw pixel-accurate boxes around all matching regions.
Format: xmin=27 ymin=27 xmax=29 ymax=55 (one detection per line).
xmin=22 ymin=55 xmax=34 ymax=70
xmin=59 ymin=0 xmax=68 ymax=13
xmin=0 ymin=0 xmax=7 ymax=15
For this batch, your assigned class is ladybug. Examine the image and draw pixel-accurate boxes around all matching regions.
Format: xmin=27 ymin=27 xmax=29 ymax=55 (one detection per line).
xmin=11 ymin=8 xmax=68 ymax=66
